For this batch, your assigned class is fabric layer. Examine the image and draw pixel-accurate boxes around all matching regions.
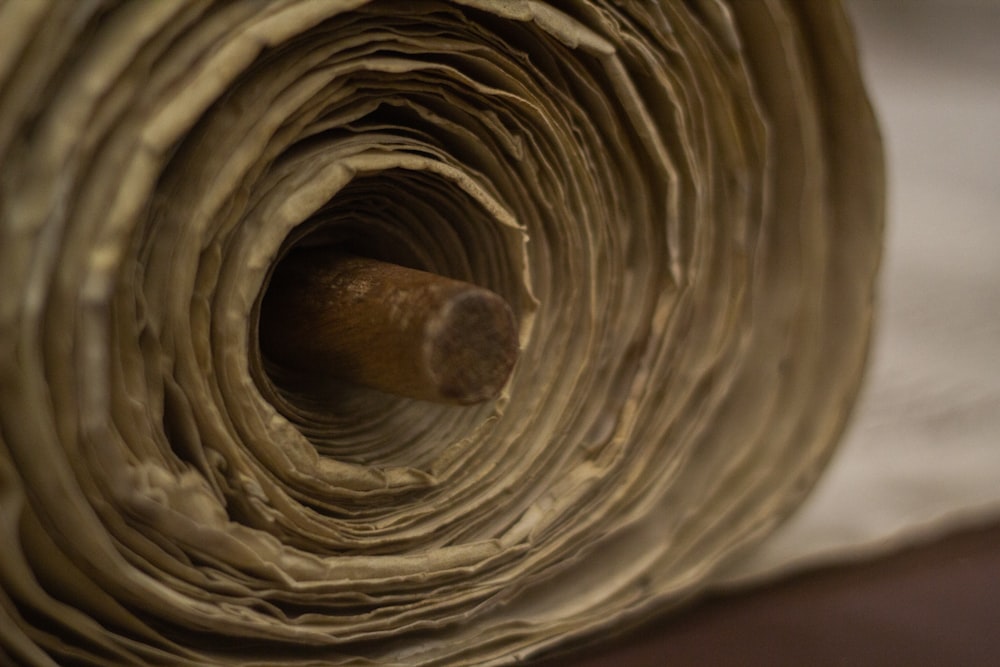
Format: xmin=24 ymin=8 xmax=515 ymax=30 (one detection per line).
xmin=0 ymin=2 xmax=881 ymax=664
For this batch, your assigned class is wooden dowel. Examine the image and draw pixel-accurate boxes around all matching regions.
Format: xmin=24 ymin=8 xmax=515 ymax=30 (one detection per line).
xmin=259 ymin=250 xmax=518 ymax=404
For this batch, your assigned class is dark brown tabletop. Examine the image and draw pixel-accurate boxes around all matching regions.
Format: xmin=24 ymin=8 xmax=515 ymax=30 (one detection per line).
xmin=533 ymin=522 xmax=1000 ymax=666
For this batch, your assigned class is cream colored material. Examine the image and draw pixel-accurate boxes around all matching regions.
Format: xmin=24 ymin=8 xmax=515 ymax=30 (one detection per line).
xmin=0 ymin=2 xmax=881 ymax=664
xmin=719 ymin=0 xmax=1000 ymax=584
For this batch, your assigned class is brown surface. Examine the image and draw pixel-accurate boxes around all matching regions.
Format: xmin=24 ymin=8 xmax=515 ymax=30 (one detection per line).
xmin=534 ymin=523 xmax=1000 ymax=666
xmin=259 ymin=250 xmax=518 ymax=404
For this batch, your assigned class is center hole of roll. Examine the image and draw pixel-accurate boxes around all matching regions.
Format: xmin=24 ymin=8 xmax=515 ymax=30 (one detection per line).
xmin=255 ymin=170 xmax=520 ymax=408
xmin=258 ymin=248 xmax=517 ymax=404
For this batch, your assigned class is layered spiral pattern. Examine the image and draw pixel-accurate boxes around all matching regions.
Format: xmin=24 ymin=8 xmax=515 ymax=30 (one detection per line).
xmin=0 ymin=2 xmax=882 ymax=665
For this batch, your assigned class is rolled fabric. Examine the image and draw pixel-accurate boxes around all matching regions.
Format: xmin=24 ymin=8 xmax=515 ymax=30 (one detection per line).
xmin=0 ymin=1 xmax=882 ymax=665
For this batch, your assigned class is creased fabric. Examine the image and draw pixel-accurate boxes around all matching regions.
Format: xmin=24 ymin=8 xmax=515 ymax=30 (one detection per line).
xmin=0 ymin=2 xmax=882 ymax=665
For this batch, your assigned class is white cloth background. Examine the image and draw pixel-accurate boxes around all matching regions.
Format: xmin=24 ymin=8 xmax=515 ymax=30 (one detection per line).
xmin=720 ymin=0 xmax=1000 ymax=583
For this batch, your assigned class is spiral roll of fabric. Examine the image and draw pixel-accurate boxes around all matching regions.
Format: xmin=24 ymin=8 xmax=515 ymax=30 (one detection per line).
xmin=0 ymin=2 xmax=882 ymax=664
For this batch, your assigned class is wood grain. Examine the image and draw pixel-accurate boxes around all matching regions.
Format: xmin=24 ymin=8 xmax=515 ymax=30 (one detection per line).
xmin=259 ymin=250 xmax=519 ymax=404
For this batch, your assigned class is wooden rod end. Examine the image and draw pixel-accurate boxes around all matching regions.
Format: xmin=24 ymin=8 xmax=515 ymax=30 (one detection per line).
xmin=423 ymin=288 xmax=518 ymax=404
xmin=259 ymin=251 xmax=518 ymax=405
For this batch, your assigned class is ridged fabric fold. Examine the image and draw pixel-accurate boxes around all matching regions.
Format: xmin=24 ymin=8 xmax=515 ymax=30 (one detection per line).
xmin=0 ymin=2 xmax=882 ymax=664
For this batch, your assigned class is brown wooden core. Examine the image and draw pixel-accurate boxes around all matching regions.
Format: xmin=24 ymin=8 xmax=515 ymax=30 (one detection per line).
xmin=259 ymin=250 xmax=518 ymax=404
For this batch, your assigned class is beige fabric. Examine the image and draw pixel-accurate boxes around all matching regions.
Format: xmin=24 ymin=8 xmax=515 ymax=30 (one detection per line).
xmin=720 ymin=0 xmax=1000 ymax=584
xmin=0 ymin=2 xmax=881 ymax=664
